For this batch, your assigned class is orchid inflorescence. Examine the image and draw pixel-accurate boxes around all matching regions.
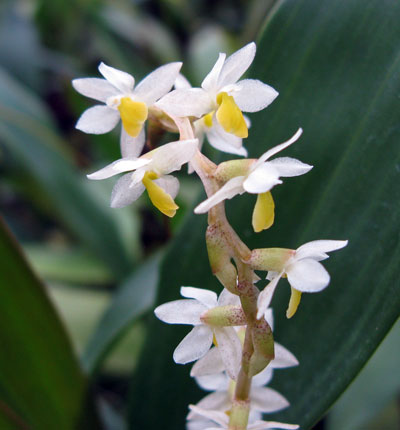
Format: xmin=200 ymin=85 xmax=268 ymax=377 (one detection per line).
xmin=73 ymin=42 xmax=348 ymax=430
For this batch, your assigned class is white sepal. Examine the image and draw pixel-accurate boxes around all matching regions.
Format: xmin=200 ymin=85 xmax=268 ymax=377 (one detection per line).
xmin=181 ymin=287 xmax=218 ymax=308
xmin=194 ymin=176 xmax=245 ymax=214
xmin=134 ymin=62 xmax=182 ymax=105
xmin=154 ymin=299 xmax=207 ymax=325
xmin=218 ymin=42 xmax=256 ymax=89
xmin=173 ymin=325 xmax=213 ymax=364
xmin=76 ymin=105 xmax=119 ymax=134
xmin=72 ymin=78 xmax=118 ymax=103
xmin=286 ymin=259 xmax=330 ymax=293
xmin=110 ymin=174 xmax=145 ymax=208
xmin=98 ymin=62 xmax=135 ymax=93
xmin=234 ymin=79 xmax=278 ymax=113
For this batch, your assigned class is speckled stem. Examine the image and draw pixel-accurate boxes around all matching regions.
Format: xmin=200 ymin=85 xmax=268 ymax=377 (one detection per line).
xmin=172 ymin=116 xmax=271 ymax=430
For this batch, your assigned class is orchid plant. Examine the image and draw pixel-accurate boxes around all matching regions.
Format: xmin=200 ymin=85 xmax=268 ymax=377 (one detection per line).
xmin=73 ymin=42 xmax=348 ymax=430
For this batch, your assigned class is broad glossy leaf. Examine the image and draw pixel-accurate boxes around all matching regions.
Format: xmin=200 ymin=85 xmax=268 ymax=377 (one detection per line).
xmin=83 ymin=253 xmax=162 ymax=373
xmin=326 ymin=318 xmax=400 ymax=430
xmin=128 ymin=1 xmax=400 ymax=429
xmin=0 ymin=67 xmax=133 ymax=278
xmin=0 ymin=218 xmax=94 ymax=429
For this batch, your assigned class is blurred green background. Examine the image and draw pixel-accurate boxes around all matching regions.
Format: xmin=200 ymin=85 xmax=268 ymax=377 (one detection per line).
xmin=0 ymin=0 xmax=399 ymax=429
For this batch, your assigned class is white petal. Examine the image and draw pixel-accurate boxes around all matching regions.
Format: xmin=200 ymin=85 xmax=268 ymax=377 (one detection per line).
xmin=98 ymin=62 xmax=135 ymax=93
xmin=194 ymin=176 xmax=245 ymax=214
xmin=243 ymin=164 xmax=281 ymax=194
xmin=249 ymin=421 xmax=299 ymax=430
xmin=181 ymin=287 xmax=218 ymax=308
xmin=257 ymin=274 xmax=282 ymax=320
xmin=191 ymin=347 xmax=225 ymax=377
xmin=295 ymin=240 xmax=348 ymax=261
xmin=286 ymin=259 xmax=330 ymax=293
xmin=186 ymin=419 xmax=213 ymax=430
xmin=120 ymin=126 xmax=146 ymax=158
xmin=188 ymin=405 xmax=229 ymax=427
xmin=110 ymin=173 xmax=145 ymax=208
xmin=214 ymin=327 xmax=242 ymax=380
xmin=218 ymin=42 xmax=256 ymax=88
xmin=156 ymin=89 xmax=213 ymax=118
xmin=151 ymin=139 xmax=198 ymax=175
xmin=234 ymin=79 xmax=278 ymax=113
xmin=252 ymin=366 xmax=273 ymax=387
xmin=206 ymin=122 xmax=248 ymax=156
xmin=264 ymin=308 xmax=274 ymax=331
xmin=173 ymin=326 xmax=213 ymax=364
xmin=154 ymin=299 xmax=208 ymax=325
xmin=251 ymin=387 xmax=289 ymax=413
xmin=76 ymin=105 xmax=119 ymax=134
xmin=195 ymin=373 xmax=228 ymax=392
xmin=268 ymin=157 xmax=313 ymax=178
xmin=134 ymin=62 xmax=182 ymax=105
xmin=253 ymin=128 xmax=303 ymax=168
xmin=271 ymin=343 xmax=299 ymax=369
xmin=202 ymin=53 xmax=226 ymax=92
xmin=175 ymin=73 xmax=192 ymax=89
xmin=152 ymin=174 xmax=179 ymax=199
xmin=189 ymin=392 xmax=230 ymax=418
xmin=217 ymin=289 xmax=240 ymax=307
xmin=87 ymin=158 xmax=150 ymax=180
xmin=72 ymin=78 xmax=119 ymax=102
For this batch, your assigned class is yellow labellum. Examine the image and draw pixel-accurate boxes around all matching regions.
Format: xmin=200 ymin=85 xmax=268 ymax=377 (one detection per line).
xmin=142 ymin=171 xmax=179 ymax=217
xmin=118 ymin=97 xmax=148 ymax=137
xmin=203 ymin=111 xmax=214 ymax=128
xmin=216 ymin=92 xmax=248 ymax=138
xmin=252 ymin=191 xmax=275 ymax=233
xmin=286 ymin=287 xmax=302 ymax=319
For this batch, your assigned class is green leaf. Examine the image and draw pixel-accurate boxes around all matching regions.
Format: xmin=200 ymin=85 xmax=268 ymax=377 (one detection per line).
xmin=24 ymin=245 xmax=113 ymax=285
xmin=0 ymin=67 xmax=133 ymax=278
xmin=127 ymin=1 xmax=400 ymax=428
xmin=82 ymin=253 xmax=162 ymax=374
xmin=0 ymin=218 xmax=95 ymax=429
xmin=326 ymin=318 xmax=400 ymax=430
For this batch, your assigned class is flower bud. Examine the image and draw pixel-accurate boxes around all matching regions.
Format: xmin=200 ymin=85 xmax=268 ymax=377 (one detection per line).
xmin=206 ymin=224 xmax=238 ymax=293
xmin=245 ymin=248 xmax=294 ymax=272
xmin=214 ymin=159 xmax=254 ymax=183
xmin=200 ymin=305 xmax=247 ymax=327
xmin=247 ymin=319 xmax=274 ymax=377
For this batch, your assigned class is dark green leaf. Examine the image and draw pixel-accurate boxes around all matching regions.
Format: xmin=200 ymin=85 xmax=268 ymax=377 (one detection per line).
xmin=83 ymin=252 xmax=162 ymax=374
xmin=128 ymin=1 xmax=400 ymax=428
xmin=326 ymin=318 xmax=400 ymax=430
xmin=0 ymin=218 xmax=95 ymax=429
xmin=0 ymin=67 xmax=134 ymax=278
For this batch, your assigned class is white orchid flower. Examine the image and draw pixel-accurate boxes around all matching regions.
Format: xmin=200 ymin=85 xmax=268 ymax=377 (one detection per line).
xmin=154 ymin=288 xmax=245 ymax=378
xmin=191 ymin=315 xmax=298 ymax=379
xmin=195 ymin=128 xmax=312 ymax=232
xmin=188 ymin=365 xmax=291 ymax=421
xmin=156 ymin=42 xmax=278 ymax=143
xmin=256 ymin=240 xmax=348 ymax=320
xmin=169 ymin=72 xmax=250 ymax=157
xmin=188 ymin=405 xmax=299 ymax=430
xmin=73 ymin=61 xmax=182 ymax=157
xmin=87 ymin=139 xmax=197 ymax=216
